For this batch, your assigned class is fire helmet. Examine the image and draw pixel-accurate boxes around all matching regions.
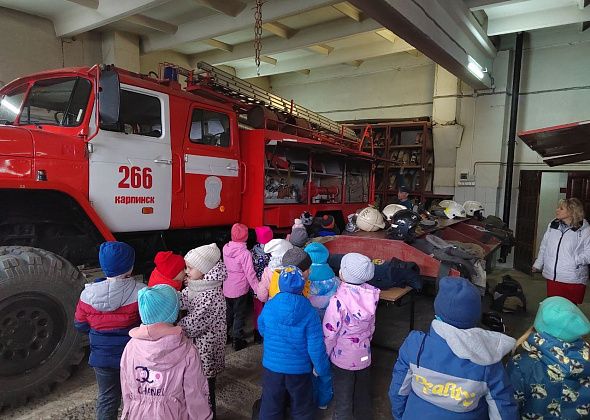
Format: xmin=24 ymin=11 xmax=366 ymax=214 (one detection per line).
xmin=382 ymin=204 xmax=407 ymax=222
xmin=386 ymin=209 xmax=421 ymax=242
xmin=444 ymin=202 xmax=467 ymax=219
xmin=464 ymin=201 xmax=484 ymax=217
xmin=356 ymin=206 xmax=386 ymax=232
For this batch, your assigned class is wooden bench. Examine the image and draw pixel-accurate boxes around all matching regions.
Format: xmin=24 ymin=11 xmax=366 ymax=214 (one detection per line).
xmin=378 ymin=286 xmax=416 ymax=332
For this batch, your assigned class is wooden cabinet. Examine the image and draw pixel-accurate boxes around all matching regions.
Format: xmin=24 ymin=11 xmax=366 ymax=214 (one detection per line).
xmin=347 ymin=121 xmax=434 ymax=209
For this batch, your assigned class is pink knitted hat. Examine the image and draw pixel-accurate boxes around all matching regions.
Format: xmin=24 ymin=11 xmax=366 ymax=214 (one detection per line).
xmin=231 ymin=223 xmax=249 ymax=242
xmin=255 ymin=226 xmax=273 ymax=245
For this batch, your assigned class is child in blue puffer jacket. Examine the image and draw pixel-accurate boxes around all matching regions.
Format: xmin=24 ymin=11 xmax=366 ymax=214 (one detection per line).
xmin=258 ymin=266 xmax=330 ymax=419
xmin=389 ymin=277 xmax=518 ymax=420
xmin=506 ymin=296 xmax=590 ymax=419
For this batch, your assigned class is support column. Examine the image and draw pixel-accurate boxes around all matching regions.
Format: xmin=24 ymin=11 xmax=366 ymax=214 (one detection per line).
xmin=431 ymin=65 xmax=464 ymax=196
xmin=102 ymin=31 xmax=140 ymax=72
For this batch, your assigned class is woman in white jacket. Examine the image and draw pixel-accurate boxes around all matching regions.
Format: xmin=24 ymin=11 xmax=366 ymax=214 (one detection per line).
xmin=533 ymin=198 xmax=590 ymax=303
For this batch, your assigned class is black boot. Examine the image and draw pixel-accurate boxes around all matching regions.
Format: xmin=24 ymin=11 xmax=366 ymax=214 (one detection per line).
xmin=233 ymin=338 xmax=248 ymax=351
xmin=253 ymin=329 xmax=263 ymax=344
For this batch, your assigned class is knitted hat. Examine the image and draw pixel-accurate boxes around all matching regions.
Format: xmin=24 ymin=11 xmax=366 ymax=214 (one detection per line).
xmin=138 ymin=284 xmax=180 ymax=325
xmin=99 ymin=241 xmax=135 ymax=278
xmin=289 ymin=228 xmax=309 ymax=248
xmin=231 ymin=223 xmax=249 ymax=242
xmin=435 ymin=277 xmax=481 ymax=329
xmin=534 ymin=296 xmax=590 ymax=342
xmin=279 ymin=265 xmax=305 ymax=295
xmin=255 ymin=226 xmax=273 ymax=245
xmin=282 ymin=247 xmax=312 ymax=272
xmin=185 ymin=243 xmax=221 ymax=275
xmin=293 ymin=219 xmax=305 ymax=230
xmin=264 ymin=239 xmax=293 ymax=269
xmin=154 ymin=251 xmax=185 ymax=279
xmin=304 ymin=242 xmax=335 ymax=282
xmin=321 ymin=215 xmax=335 ymax=229
xmin=340 ymin=252 xmax=374 ymax=285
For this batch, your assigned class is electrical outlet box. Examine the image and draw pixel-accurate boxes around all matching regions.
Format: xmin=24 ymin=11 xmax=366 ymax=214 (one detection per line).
xmin=458 ymin=171 xmax=475 ymax=186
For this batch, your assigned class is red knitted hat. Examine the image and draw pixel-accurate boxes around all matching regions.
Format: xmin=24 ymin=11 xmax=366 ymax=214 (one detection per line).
xmin=231 ymin=223 xmax=249 ymax=242
xmin=154 ymin=251 xmax=185 ymax=279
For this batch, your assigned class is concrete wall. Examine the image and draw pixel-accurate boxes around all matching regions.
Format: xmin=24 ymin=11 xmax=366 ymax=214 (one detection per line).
xmin=454 ymin=25 xmax=590 ymax=226
xmin=269 ymin=53 xmax=435 ymax=121
xmin=0 ymin=7 xmax=101 ymax=85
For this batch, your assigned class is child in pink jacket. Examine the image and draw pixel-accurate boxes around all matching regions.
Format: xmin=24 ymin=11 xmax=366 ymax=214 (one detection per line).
xmin=222 ymin=223 xmax=259 ymax=350
xmin=120 ymin=284 xmax=212 ymax=420
xmin=323 ymin=252 xmax=380 ymax=419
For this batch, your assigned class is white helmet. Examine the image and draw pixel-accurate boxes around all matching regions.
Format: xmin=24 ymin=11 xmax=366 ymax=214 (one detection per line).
xmin=464 ymin=201 xmax=484 ymax=217
xmin=356 ymin=206 xmax=386 ymax=232
xmin=444 ymin=202 xmax=467 ymax=219
xmin=438 ymin=200 xmax=457 ymax=209
xmin=382 ymin=204 xmax=407 ymax=222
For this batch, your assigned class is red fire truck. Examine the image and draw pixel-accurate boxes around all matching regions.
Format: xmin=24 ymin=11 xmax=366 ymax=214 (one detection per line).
xmin=0 ymin=62 xmax=375 ymax=405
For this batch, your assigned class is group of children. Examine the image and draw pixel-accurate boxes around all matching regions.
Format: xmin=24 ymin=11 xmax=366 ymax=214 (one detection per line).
xmin=74 ymin=219 xmax=590 ymax=420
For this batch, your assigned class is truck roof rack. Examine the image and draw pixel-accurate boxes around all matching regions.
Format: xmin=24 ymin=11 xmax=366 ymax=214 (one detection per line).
xmin=189 ymin=62 xmax=358 ymax=142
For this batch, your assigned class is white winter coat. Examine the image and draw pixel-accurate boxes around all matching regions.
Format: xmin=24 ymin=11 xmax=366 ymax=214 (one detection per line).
xmin=533 ymin=219 xmax=590 ymax=284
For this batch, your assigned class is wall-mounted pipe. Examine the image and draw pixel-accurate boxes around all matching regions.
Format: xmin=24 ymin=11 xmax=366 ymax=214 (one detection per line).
xmin=502 ymin=31 xmax=524 ymax=224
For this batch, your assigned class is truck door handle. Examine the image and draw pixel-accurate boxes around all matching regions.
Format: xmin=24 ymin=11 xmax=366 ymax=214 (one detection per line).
xmin=226 ymin=165 xmax=238 ymax=171
xmin=154 ymin=159 xmax=172 ymax=165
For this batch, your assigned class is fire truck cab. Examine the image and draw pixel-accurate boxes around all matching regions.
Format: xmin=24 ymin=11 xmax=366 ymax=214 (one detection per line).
xmin=0 ymin=63 xmax=374 ymax=406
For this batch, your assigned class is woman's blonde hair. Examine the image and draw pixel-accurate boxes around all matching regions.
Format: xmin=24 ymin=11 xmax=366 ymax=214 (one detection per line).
xmin=558 ymin=197 xmax=585 ymax=228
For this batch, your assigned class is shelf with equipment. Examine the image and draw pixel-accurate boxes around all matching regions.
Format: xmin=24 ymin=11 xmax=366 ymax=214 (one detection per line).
xmin=346 ymin=120 xmax=434 ymax=209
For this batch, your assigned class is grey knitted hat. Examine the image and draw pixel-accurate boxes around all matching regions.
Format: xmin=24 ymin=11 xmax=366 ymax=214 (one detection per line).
xmin=289 ymin=228 xmax=309 ymax=248
xmin=282 ymin=247 xmax=312 ymax=272
xmin=340 ymin=252 xmax=374 ymax=285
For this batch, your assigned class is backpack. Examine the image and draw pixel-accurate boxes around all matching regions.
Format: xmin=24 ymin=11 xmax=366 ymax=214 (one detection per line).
xmin=491 ymin=275 xmax=527 ymax=313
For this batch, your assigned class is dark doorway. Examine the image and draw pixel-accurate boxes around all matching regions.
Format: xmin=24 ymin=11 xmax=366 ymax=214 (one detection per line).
xmin=567 ymin=172 xmax=590 ymax=220
xmin=514 ymin=171 xmax=541 ymax=273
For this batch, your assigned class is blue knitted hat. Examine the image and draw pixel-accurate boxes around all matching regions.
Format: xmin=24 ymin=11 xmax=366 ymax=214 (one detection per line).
xmin=534 ymin=296 xmax=590 ymax=342
xmin=99 ymin=241 xmax=135 ymax=277
xmin=279 ymin=265 xmax=305 ymax=295
xmin=434 ymin=277 xmax=481 ymax=329
xmin=304 ymin=242 xmax=335 ymax=282
xmin=138 ymin=285 xmax=180 ymax=325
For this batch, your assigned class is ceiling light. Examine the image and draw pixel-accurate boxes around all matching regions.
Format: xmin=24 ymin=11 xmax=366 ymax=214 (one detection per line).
xmin=467 ymin=56 xmax=485 ymax=80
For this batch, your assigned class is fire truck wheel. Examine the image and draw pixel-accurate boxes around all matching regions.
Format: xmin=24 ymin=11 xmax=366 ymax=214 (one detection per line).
xmin=0 ymin=246 xmax=86 ymax=408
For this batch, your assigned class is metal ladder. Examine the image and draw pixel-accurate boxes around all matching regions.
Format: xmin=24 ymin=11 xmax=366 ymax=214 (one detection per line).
xmin=194 ymin=61 xmax=358 ymax=141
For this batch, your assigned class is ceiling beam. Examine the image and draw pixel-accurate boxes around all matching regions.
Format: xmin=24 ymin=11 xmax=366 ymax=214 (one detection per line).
xmin=487 ymin=3 xmax=590 ymax=35
xmin=262 ymin=22 xmax=298 ymax=39
xmin=190 ymin=17 xmax=382 ymax=65
xmin=344 ymin=59 xmax=364 ymax=67
xmin=124 ymin=14 xmax=178 ymax=34
xmin=193 ymin=0 xmax=247 ymax=17
xmin=308 ymin=44 xmax=335 ymax=55
xmin=64 ymin=0 xmax=99 ymax=8
xmin=464 ymin=0 xmax=528 ymax=11
xmin=376 ymin=29 xmax=397 ymax=43
xmin=333 ymin=2 xmax=363 ymax=21
xmin=235 ymin=38 xmax=416 ymax=78
xmin=55 ymin=0 xmax=170 ymax=37
xmin=202 ymin=38 xmax=233 ymax=52
xmin=143 ymin=0 xmax=340 ymax=52
xmin=260 ymin=55 xmax=278 ymax=65
xmin=350 ymin=0 xmax=495 ymax=89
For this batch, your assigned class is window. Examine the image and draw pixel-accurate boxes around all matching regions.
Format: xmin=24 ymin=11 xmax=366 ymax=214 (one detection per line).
xmin=189 ymin=109 xmax=230 ymax=147
xmin=104 ymin=89 xmax=162 ymax=138
xmin=0 ymin=85 xmax=27 ymax=124
xmin=20 ymin=77 xmax=91 ymax=127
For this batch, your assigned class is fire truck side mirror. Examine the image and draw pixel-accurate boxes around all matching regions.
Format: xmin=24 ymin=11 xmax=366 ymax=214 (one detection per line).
xmin=99 ymin=67 xmax=120 ymax=127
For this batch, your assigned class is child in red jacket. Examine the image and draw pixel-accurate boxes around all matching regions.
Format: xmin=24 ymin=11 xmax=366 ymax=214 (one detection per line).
xmin=147 ymin=251 xmax=185 ymax=291
xmin=74 ymin=241 xmax=145 ymax=420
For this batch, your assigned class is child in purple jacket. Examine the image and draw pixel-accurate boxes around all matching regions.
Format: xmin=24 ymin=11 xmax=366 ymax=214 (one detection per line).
xmin=223 ymin=223 xmax=259 ymax=350
xmin=323 ymin=252 xmax=380 ymax=419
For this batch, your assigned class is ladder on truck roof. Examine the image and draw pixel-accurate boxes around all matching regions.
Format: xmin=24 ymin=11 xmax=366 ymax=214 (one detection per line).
xmin=192 ymin=62 xmax=358 ymax=141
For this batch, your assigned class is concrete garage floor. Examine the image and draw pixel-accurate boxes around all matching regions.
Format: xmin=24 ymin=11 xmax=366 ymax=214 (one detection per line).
xmin=3 ymin=268 xmax=590 ymax=420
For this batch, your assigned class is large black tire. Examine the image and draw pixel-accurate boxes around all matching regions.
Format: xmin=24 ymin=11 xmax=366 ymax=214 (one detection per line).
xmin=0 ymin=246 xmax=87 ymax=408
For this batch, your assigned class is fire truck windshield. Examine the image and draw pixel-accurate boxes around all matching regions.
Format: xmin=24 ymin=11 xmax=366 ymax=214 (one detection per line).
xmin=16 ymin=77 xmax=92 ymax=127
xmin=0 ymin=84 xmax=27 ymax=125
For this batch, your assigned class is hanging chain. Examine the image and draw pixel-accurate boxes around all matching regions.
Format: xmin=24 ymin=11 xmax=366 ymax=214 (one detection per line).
xmin=254 ymin=0 xmax=264 ymax=76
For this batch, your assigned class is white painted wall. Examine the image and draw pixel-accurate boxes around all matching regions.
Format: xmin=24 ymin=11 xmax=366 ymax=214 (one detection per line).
xmin=269 ymin=53 xmax=435 ymax=121
xmin=0 ymin=7 xmax=101 ymax=85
